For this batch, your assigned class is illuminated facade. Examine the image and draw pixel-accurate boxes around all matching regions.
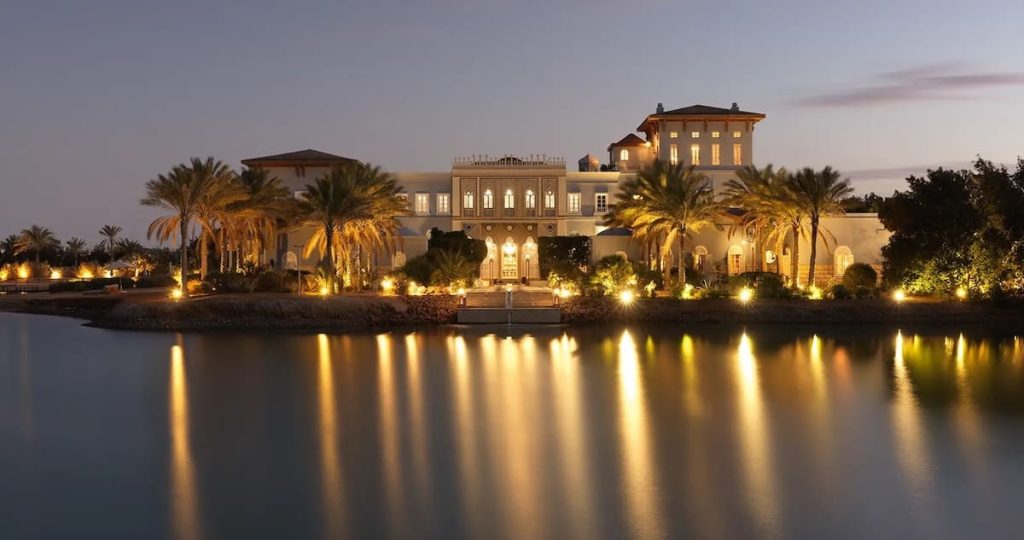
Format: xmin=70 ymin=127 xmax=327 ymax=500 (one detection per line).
xmin=244 ymin=103 xmax=888 ymax=286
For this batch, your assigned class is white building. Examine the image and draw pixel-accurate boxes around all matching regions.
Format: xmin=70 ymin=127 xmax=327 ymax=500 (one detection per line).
xmin=243 ymin=103 xmax=889 ymax=286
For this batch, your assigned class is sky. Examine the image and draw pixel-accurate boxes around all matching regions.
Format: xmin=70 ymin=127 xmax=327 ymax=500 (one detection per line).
xmin=2 ymin=0 xmax=1023 ymax=244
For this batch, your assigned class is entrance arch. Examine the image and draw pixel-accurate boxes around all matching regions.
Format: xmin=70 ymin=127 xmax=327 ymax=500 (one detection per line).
xmin=727 ymin=245 xmax=745 ymax=275
xmin=501 ymin=237 xmax=518 ymax=280
xmin=483 ymin=237 xmax=497 ymax=280
xmin=522 ymin=237 xmax=538 ymax=280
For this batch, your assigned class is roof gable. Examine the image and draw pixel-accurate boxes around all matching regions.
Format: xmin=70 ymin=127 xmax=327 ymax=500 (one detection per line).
xmin=607 ymin=133 xmax=648 ymax=150
xmin=660 ymin=104 xmax=763 ymax=117
xmin=241 ymin=149 xmax=360 ymax=166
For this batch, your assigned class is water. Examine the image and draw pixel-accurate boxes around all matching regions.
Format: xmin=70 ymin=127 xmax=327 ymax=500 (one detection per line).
xmin=2 ymin=314 xmax=1024 ymax=539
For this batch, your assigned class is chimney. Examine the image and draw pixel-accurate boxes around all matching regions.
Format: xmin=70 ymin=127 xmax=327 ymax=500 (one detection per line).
xmin=731 ymin=102 xmax=739 ymax=112
xmin=656 ymin=102 xmax=664 ymax=114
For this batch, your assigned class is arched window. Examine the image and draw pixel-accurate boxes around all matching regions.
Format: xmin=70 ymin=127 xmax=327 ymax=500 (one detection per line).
xmin=504 ymin=188 xmax=515 ymax=209
xmin=835 ymin=246 xmax=854 ymax=276
xmin=727 ymin=245 xmax=745 ymax=275
xmin=544 ymin=190 xmax=556 ymax=209
xmin=463 ymin=190 xmax=474 ymax=209
xmin=525 ymin=189 xmax=536 ymax=209
xmin=619 ymin=149 xmax=629 ymax=161
xmin=483 ymin=189 xmax=494 ymax=209
xmin=285 ymin=251 xmax=298 ymax=270
xmin=392 ymin=251 xmax=406 ymax=268
xmin=694 ymin=245 xmax=708 ymax=274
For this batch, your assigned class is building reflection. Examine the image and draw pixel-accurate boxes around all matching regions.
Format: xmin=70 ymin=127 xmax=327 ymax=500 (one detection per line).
xmin=403 ymin=333 xmax=435 ymax=529
xmin=316 ymin=334 xmax=346 ymax=539
xmin=617 ymin=330 xmax=664 ymax=539
xmin=445 ymin=334 xmax=483 ymax=538
xmin=169 ymin=337 xmax=200 ymax=540
xmin=890 ymin=332 xmax=934 ymax=519
xmin=376 ymin=333 xmax=409 ymax=537
xmin=734 ymin=333 xmax=779 ymax=537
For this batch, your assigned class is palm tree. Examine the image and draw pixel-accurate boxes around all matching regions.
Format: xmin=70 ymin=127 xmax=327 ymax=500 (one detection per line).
xmin=98 ymin=225 xmax=122 ymax=259
xmin=15 ymin=225 xmax=60 ymax=263
xmin=2 ymin=235 xmax=19 ymax=262
xmin=143 ymin=158 xmax=235 ymax=295
xmin=235 ymin=167 xmax=292 ymax=267
xmin=189 ymin=159 xmax=243 ymax=277
xmin=605 ymin=160 xmax=723 ymax=289
xmin=722 ymin=165 xmax=794 ymax=275
xmin=300 ymin=163 xmax=408 ymax=292
xmin=65 ymin=237 xmax=87 ymax=266
xmin=787 ymin=166 xmax=853 ymax=286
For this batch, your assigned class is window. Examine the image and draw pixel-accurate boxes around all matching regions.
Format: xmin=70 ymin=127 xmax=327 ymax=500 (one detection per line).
xmin=568 ymin=192 xmax=581 ymax=214
xmin=503 ymin=188 xmax=515 ymax=209
xmin=669 ymin=144 xmax=679 ymax=165
xmin=669 ymin=131 xmax=678 ymax=139
xmin=414 ymin=193 xmax=430 ymax=215
xmin=691 ymin=131 xmax=700 ymax=139
xmin=525 ymin=189 xmax=536 ymax=209
xmin=690 ymin=144 xmax=701 ymax=166
xmin=483 ymin=189 xmax=494 ymax=209
xmin=619 ymin=149 xmax=629 ymax=161
xmin=732 ymin=144 xmax=742 ymax=165
xmin=595 ymin=193 xmax=608 ymax=214
xmin=835 ymin=246 xmax=854 ymax=276
xmin=733 ymin=131 xmax=742 ymax=139
xmin=463 ymin=190 xmax=474 ymax=209
xmin=711 ymin=131 xmax=720 ymax=138
xmin=544 ymin=189 xmax=556 ymax=209
xmin=711 ymin=144 xmax=721 ymax=166
xmin=437 ymin=193 xmax=450 ymax=214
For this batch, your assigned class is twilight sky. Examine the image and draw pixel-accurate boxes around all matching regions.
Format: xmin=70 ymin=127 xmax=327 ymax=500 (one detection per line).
xmin=2 ymin=0 xmax=1023 ymax=244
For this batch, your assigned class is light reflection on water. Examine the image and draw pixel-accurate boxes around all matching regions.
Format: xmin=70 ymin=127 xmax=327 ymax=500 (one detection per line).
xmin=3 ymin=314 xmax=1024 ymax=539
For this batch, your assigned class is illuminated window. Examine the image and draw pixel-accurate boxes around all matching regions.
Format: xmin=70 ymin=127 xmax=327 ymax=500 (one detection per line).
xmin=483 ymin=189 xmax=494 ymax=209
xmin=669 ymin=131 xmax=678 ymax=139
xmin=463 ymin=190 xmax=474 ymax=209
xmin=835 ymin=246 xmax=854 ymax=276
xmin=690 ymin=144 xmax=701 ymax=166
xmin=733 ymin=131 xmax=742 ymax=138
xmin=525 ymin=189 xmax=536 ymax=209
xmin=669 ymin=144 xmax=679 ymax=165
xmin=544 ymin=189 xmax=556 ymax=209
xmin=711 ymin=131 xmax=720 ymax=138
xmin=436 ymin=193 xmax=450 ymax=214
xmin=568 ymin=192 xmax=581 ymax=214
xmin=711 ymin=144 xmax=721 ymax=166
xmin=619 ymin=149 xmax=629 ymax=161
xmin=595 ymin=193 xmax=608 ymax=213
xmin=733 ymin=144 xmax=742 ymax=165
xmin=691 ymin=131 xmax=700 ymax=139
xmin=414 ymin=193 xmax=430 ymax=215
xmin=503 ymin=188 xmax=515 ymax=209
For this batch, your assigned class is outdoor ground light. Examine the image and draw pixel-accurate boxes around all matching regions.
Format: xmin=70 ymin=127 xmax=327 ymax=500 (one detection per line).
xmin=808 ymin=285 xmax=823 ymax=300
xmin=619 ymin=289 xmax=636 ymax=305
xmin=737 ymin=286 xmax=754 ymax=303
xmin=319 ymin=285 xmax=330 ymax=296
xmin=893 ymin=289 xmax=907 ymax=303
xmin=380 ymin=277 xmax=395 ymax=294
xmin=955 ymin=287 xmax=967 ymax=300
xmin=169 ymin=288 xmax=183 ymax=300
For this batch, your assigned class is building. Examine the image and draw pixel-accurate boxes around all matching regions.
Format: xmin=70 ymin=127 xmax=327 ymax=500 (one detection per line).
xmin=243 ymin=103 xmax=889 ymax=287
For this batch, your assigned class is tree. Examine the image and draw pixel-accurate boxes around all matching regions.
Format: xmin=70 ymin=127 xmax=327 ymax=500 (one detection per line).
xmin=235 ymin=167 xmax=293 ymax=267
xmin=190 ymin=160 xmax=244 ymax=277
xmin=301 ymin=163 xmax=407 ymax=293
xmin=788 ymin=167 xmax=853 ymax=286
xmin=142 ymin=158 xmax=235 ymax=296
xmin=606 ymin=160 xmax=723 ymax=288
xmin=15 ymin=225 xmax=60 ymax=263
xmin=1 ymin=235 xmax=19 ymax=263
xmin=65 ymin=237 xmax=87 ymax=266
xmin=98 ymin=225 xmax=122 ymax=259
xmin=722 ymin=164 xmax=791 ymax=275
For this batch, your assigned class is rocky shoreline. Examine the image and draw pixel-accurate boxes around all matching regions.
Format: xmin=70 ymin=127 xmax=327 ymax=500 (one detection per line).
xmin=2 ymin=292 xmax=1023 ymax=332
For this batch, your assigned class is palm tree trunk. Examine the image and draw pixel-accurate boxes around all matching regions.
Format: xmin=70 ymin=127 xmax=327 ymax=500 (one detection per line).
xmin=200 ymin=232 xmax=209 ymax=279
xmin=323 ymin=220 xmax=336 ymax=292
xmin=808 ymin=218 xmax=819 ymax=288
xmin=179 ymin=218 xmax=189 ymax=298
xmin=679 ymin=234 xmax=686 ymax=290
xmin=790 ymin=224 xmax=800 ymax=288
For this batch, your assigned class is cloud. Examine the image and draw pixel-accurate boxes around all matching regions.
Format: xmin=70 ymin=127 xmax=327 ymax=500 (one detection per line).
xmin=796 ymin=63 xmax=1024 ymax=107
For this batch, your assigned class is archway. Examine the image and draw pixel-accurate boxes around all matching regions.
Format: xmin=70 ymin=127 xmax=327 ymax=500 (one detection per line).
xmin=727 ymin=245 xmax=745 ymax=275
xmin=834 ymin=246 xmax=853 ymax=276
xmin=392 ymin=251 xmax=406 ymax=269
xmin=522 ymin=237 xmax=538 ymax=280
xmin=483 ymin=237 xmax=497 ymax=280
xmin=693 ymin=245 xmax=708 ymax=275
xmin=501 ymin=237 xmax=518 ymax=280
xmin=284 ymin=251 xmax=298 ymax=270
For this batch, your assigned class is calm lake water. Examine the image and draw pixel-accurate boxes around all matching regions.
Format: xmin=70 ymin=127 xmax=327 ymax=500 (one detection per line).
xmin=2 ymin=314 xmax=1024 ymax=539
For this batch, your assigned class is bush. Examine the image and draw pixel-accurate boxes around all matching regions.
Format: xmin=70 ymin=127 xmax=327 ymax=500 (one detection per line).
xmin=589 ymin=254 xmax=637 ymax=295
xmin=206 ymin=272 xmax=255 ymax=293
xmin=539 ymin=236 xmax=591 ymax=277
xmin=398 ymin=255 xmax=435 ymax=286
xmin=254 ymin=270 xmax=290 ymax=292
xmin=723 ymin=272 xmax=788 ymax=298
xmin=826 ymin=284 xmax=851 ymax=300
xmin=842 ymin=263 xmax=878 ymax=290
xmin=137 ymin=275 xmax=178 ymax=289
xmin=427 ymin=229 xmax=487 ymax=264
xmin=853 ymin=286 xmax=876 ymax=299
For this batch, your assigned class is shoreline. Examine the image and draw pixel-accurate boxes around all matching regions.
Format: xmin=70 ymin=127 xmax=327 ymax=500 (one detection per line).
xmin=2 ymin=291 xmax=1023 ymax=332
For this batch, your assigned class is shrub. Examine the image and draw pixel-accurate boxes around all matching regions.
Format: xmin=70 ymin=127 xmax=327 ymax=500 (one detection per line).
xmin=589 ymin=254 xmax=637 ymax=295
xmin=397 ymin=255 xmax=435 ymax=286
xmin=754 ymin=273 xmax=788 ymax=298
xmin=136 ymin=275 xmax=178 ymax=289
xmin=826 ymin=284 xmax=851 ymax=300
xmin=853 ymin=286 xmax=875 ymax=299
xmin=254 ymin=270 xmax=290 ymax=292
xmin=206 ymin=272 xmax=255 ymax=293
xmin=538 ymin=236 xmax=591 ymax=276
xmin=842 ymin=263 xmax=878 ymax=290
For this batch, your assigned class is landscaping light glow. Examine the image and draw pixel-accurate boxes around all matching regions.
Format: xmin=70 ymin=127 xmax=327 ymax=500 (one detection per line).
xmin=737 ymin=286 xmax=754 ymax=303
xmin=0 ymin=268 xmax=8 ymax=281
xmin=319 ymin=285 xmax=330 ymax=297
xmin=808 ymin=285 xmax=822 ymax=300
xmin=50 ymin=269 xmax=62 ymax=280
xmin=17 ymin=264 xmax=30 ymax=279
xmin=955 ymin=287 xmax=967 ymax=300
xmin=380 ymin=277 xmax=395 ymax=294
xmin=680 ymin=283 xmax=695 ymax=300
xmin=559 ymin=288 xmax=573 ymax=299
xmin=619 ymin=289 xmax=635 ymax=305
xmin=170 ymin=288 xmax=183 ymax=300
xmin=893 ymin=289 xmax=907 ymax=303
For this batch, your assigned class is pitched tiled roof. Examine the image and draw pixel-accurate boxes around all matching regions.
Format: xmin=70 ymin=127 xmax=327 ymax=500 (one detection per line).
xmin=241 ymin=149 xmax=360 ymax=166
xmin=660 ymin=104 xmax=763 ymax=117
xmin=607 ymin=133 xmax=648 ymax=150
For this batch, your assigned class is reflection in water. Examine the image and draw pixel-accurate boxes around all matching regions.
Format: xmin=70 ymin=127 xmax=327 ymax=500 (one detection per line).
xmin=446 ymin=335 xmax=483 ymax=538
xmin=617 ymin=330 xmax=664 ymax=539
xmin=376 ymin=333 xmax=408 ymax=538
xmin=169 ymin=338 xmax=200 ymax=540
xmin=317 ymin=334 xmax=345 ymax=539
xmin=404 ymin=333 xmax=433 ymax=529
xmin=890 ymin=332 xmax=935 ymax=530
xmin=735 ymin=333 xmax=779 ymax=537
xmin=549 ymin=334 xmax=596 ymax=539
xmin=18 ymin=319 xmax=34 ymax=441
